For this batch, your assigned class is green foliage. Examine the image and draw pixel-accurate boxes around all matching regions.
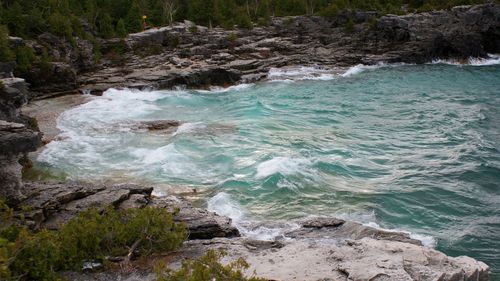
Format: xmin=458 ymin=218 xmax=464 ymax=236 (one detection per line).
xmin=124 ymin=1 xmax=143 ymax=33
xmin=98 ymin=13 xmax=115 ymax=39
xmin=0 ymin=0 xmax=494 ymax=43
xmin=156 ymin=249 xmax=266 ymax=281
xmin=227 ymin=33 xmax=238 ymax=43
xmin=0 ymin=25 xmax=13 ymax=62
xmin=48 ymin=12 xmax=73 ymax=39
xmin=344 ymin=17 xmax=354 ymax=33
xmin=116 ymin=19 xmax=128 ymax=38
xmin=39 ymin=49 xmax=52 ymax=74
xmin=188 ymin=24 xmax=198 ymax=33
xmin=15 ymin=46 xmax=36 ymax=73
xmin=0 ymin=205 xmax=187 ymax=281
xmin=168 ymin=35 xmax=181 ymax=48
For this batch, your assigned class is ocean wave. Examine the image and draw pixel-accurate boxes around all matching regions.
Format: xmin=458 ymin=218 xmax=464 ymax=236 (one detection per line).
xmin=361 ymin=221 xmax=436 ymax=247
xmin=256 ymin=156 xmax=313 ymax=179
xmin=431 ymin=54 xmax=500 ymax=66
xmin=195 ymin=83 xmax=255 ymax=93
xmin=208 ymin=193 xmax=436 ymax=246
xmin=340 ymin=62 xmax=413 ymax=77
xmin=267 ymin=66 xmax=336 ymax=82
xmin=207 ymin=192 xmax=300 ymax=240
xmin=173 ymin=122 xmax=206 ymax=136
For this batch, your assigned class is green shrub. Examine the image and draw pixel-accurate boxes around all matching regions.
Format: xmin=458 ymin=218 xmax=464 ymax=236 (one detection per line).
xmin=98 ymin=13 xmax=115 ymax=39
xmin=39 ymin=49 xmax=52 ymax=74
xmin=235 ymin=13 xmax=253 ymax=29
xmin=48 ymin=12 xmax=73 ymax=39
xmin=188 ymin=24 xmax=198 ymax=34
xmin=344 ymin=17 xmax=354 ymax=33
xmin=15 ymin=46 xmax=36 ymax=73
xmin=0 ymin=205 xmax=187 ymax=281
xmin=156 ymin=249 xmax=266 ymax=281
xmin=116 ymin=19 xmax=128 ymax=38
xmin=0 ymin=25 xmax=14 ymax=62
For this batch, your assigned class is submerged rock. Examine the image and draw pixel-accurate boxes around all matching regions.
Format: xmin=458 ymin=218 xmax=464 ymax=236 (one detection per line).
xmin=289 ymin=219 xmax=422 ymax=245
xmin=134 ymin=120 xmax=181 ymax=131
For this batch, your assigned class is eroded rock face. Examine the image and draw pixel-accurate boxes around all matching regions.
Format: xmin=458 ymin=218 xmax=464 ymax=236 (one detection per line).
xmin=0 ymin=78 xmax=42 ymax=204
xmin=68 ymin=4 xmax=500 ymax=96
xmin=19 ymin=182 xmax=240 ymax=240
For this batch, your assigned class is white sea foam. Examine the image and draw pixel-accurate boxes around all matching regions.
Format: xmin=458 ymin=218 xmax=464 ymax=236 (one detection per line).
xmin=207 ymin=192 xmax=244 ymax=222
xmin=327 ymin=211 xmax=436 ymax=247
xmin=207 ymin=192 xmax=300 ymax=240
xmin=431 ymin=54 xmax=500 ymax=66
xmin=361 ymin=221 xmax=436 ymax=247
xmin=340 ymin=62 xmax=410 ymax=77
xmin=267 ymin=66 xmax=336 ymax=81
xmin=208 ymin=194 xmax=435 ymax=245
xmin=255 ymin=157 xmax=312 ymax=179
xmin=210 ymin=83 xmax=254 ymax=93
xmin=173 ymin=122 xmax=206 ymax=136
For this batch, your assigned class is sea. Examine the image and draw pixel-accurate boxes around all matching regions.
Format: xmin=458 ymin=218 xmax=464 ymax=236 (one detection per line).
xmin=36 ymin=56 xmax=500 ymax=276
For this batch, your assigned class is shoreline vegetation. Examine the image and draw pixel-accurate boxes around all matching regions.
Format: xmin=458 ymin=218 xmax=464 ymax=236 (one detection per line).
xmin=0 ymin=1 xmax=499 ymax=280
xmin=1 ymin=0 xmax=499 ymax=81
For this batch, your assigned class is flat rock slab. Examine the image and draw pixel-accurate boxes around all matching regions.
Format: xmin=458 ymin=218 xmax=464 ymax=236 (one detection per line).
xmin=19 ymin=182 xmax=239 ymax=239
xmin=175 ymin=237 xmax=490 ymax=281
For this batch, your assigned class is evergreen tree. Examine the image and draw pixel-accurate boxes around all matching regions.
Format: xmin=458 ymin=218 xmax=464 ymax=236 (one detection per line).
xmin=125 ymin=1 xmax=143 ymax=33
xmin=0 ymin=25 xmax=13 ymax=62
xmin=116 ymin=18 xmax=128 ymax=38
xmin=99 ymin=13 xmax=115 ymax=38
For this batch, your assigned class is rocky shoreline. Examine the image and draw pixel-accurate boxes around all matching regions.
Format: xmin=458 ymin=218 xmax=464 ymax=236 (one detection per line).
xmin=16 ymin=182 xmax=492 ymax=281
xmin=10 ymin=3 xmax=499 ymax=98
xmin=1 ymin=3 xmax=499 ymax=281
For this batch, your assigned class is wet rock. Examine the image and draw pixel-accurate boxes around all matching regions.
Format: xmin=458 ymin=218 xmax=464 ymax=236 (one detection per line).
xmin=302 ymin=217 xmax=345 ymax=228
xmin=150 ymin=196 xmax=240 ymax=240
xmin=288 ymin=219 xmax=422 ymax=245
xmin=137 ymin=120 xmax=181 ymax=131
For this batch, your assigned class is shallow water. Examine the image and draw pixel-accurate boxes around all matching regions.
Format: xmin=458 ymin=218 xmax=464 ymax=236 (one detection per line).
xmin=37 ymin=61 xmax=500 ymax=274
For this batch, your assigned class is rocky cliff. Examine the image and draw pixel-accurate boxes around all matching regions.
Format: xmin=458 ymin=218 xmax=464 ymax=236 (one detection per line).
xmin=12 ymin=3 xmax=499 ymax=97
xmin=0 ymin=75 xmax=41 ymax=204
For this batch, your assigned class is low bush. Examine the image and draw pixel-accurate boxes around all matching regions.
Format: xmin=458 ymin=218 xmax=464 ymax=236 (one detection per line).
xmin=0 ymin=203 xmax=187 ymax=281
xmin=156 ymin=249 xmax=266 ymax=281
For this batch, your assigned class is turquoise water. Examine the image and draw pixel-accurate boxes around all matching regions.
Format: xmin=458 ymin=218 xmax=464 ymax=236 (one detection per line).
xmin=38 ymin=63 xmax=500 ymax=274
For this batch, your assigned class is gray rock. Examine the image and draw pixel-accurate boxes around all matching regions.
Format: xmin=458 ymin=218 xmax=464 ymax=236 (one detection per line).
xmin=134 ymin=120 xmax=181 ymax=131
xmin=172 ymin=236 xmax=490 ymax=281
xmin=302 ymin=217 xmax=345 ymax=228
xmin=150 ymin=196 xmax=240 ymax=240
xmin=18 ymin=182 xmax=239 ymax=240
xmin=288 ymin=219 xmax=422 ymax=245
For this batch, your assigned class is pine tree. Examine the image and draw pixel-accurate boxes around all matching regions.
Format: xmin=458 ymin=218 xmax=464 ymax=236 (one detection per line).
xmin=116 ymin=19 xmax=127 ymax=38
xmin=99 ymin=13 xmax=115 ymax=38
xmin=0 ymin=25 xmax=14 ymax=62
xmin=125 ymin=1 xmax=143 ymax=33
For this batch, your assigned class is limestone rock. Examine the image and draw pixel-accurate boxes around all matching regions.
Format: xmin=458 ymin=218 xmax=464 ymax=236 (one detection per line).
xmin=150 ymin=196 xmax=240 ymax=240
